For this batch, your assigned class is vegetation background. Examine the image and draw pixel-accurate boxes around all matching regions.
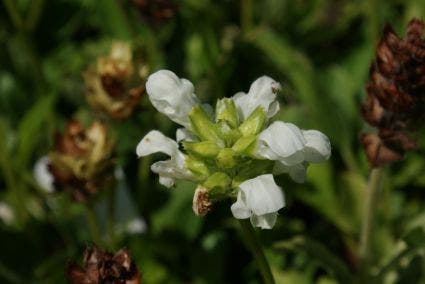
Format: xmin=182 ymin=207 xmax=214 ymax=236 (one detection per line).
xmin=0 ymin=0 xmax=424 ymax=283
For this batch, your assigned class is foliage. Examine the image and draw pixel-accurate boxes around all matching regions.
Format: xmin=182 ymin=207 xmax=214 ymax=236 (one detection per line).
xmin=0 ymin=0 xmax=424 ymax=283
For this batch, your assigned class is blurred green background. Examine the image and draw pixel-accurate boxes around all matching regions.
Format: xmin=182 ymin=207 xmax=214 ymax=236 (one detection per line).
xmin=0 ymin=0 xmax=424 ymax=283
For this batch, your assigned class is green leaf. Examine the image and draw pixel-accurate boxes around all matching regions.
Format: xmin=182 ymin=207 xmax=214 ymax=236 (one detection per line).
xmin=274 ymin=236 xmax=354 ymax=284
xmin=16 ymin=94 xmax=55 ymax=168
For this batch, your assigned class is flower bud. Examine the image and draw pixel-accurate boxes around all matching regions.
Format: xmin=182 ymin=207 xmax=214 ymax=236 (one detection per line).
xmin=189 ymin=105 xmax=223 ymax=145
xmin=185 ymin=156 xmax=210 ymax=180
xmin=215 ymin=98 xmax=239 ymax=128
xmin=192 ymin=186 xmax=212 ymax=217
xmin=238 ymin=107 xmax=266 ymax=136
xmin=67 ymin=245 xmax=141 ymax=284
xmin=182 ymin=141 xmax=221 ymax=158
xmin=232 ymin=134 xmax=257 ymax=154
xmin=216 ymin=148 xmax=238 ymax=169
xmin=202 ymin=172 xmax=232 ymax=195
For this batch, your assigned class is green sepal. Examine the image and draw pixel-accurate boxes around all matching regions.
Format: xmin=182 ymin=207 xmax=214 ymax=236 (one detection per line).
xmin=217 ymin=121 xmax=241 ymax=146
xmin=238 ymin=106 xmax=266 ymax=136
xmin=185 ymin=156 xmax=210 ymax=180
xmin=216 ymin=148 xmax=238 ymax=169
xmin=182 ymin=141 xmax=221 ymax=158
xmin=203 ymin=172 xmax=232 ymax=196
xmin=215 ymin=98 xmax=239 ymax=128
xmin=231 ymin=160 xmax=274 ymax=188
xmin=232 ymin=134 xmax=257 ymax=154
xmin=189 ymin=105 xmax=223 ymax=145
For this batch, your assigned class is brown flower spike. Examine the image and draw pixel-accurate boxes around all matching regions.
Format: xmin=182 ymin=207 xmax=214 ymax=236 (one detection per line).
xmin=67 ymin=245 xmax=141 ymax=284
xmin=132 ymin=0 xmax=177 ymax=25
xmin=48 ymin=120 xmax=115 ymax=202
xmin=84 ymin=42 xmax=145 ymax=120
xmin=361 ymin=18 xmax=425 ymax=167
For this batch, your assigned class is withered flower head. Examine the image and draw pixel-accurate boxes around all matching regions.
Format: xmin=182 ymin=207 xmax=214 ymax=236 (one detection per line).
xmin=84 ymin=42 xmax=145 ymax=120
xmin=67 ymin=245 xmax=141 ymax=284
xmin=192 ymin=186 xmax=212 ymax=217
xmin=132 ymin=0 xmax=177 ymax=25
xmin=48 ymin=120 xmax=115 ymax=202
xmin=361 ymin=18 xmax=425 ymax=167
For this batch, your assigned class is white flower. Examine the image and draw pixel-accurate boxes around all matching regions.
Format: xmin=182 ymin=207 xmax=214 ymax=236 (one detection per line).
xmin=255 ymin=121 xmax=306 ymax=165
xmin=232 ymin=76 xmax=281 ymax=121
xmin=136 ymin=130 xmax=193 ymax=187
xmin=33 ymin=156 xmax=55 ymax=193
xmin=146 ymin=70 xmax=200 ymax=129
xmin=231 ymin=174 xmax=285 ymax=229
xmin=255 ymin=121 xmax=331 ymax=182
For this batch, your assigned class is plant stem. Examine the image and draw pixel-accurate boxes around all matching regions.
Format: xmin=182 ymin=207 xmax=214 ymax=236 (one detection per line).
xmin=107 ymin=188 xmax=116 ymax=249
xmin=86 ymin=205 xmax=102 ymax=245
xmin=240 ymin=0 xmax=253 ymax=35
xmin=359 ymin=168 xmax=383 ymax=280
xmin=238 ymin=219 xmax=275 ymax=284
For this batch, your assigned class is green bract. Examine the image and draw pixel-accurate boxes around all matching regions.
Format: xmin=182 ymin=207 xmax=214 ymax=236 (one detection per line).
xmin=184 ymin=99 xmax=269 ymax=198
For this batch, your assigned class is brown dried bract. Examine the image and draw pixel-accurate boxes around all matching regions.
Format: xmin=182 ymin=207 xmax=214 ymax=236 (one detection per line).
xmin=361 ymin=19 xmax=425 ymax=167
xmin=192 ymin=186 xmax=212 ymax=217
xmin=67 ymin=245 xmax=141 ymax=284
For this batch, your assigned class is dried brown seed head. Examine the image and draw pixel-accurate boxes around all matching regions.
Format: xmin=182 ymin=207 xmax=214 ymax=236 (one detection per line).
xmin=67 ymin=245 xmax=141 ymax=284
xmin=48 ymin=120 xmax=115 ymax=202
xmin=361 ymin=19 xmax=425 ymax=167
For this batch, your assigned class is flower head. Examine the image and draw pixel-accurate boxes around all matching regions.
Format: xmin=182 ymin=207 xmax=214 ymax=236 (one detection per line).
xmin=361 ymin=19 xmax=425 ymax=167
xmin=84 ymin=41 xmax=145 ymax=119
xmin=67 ymin=245 xmax=140 ymax=284
xmin=137 ymin=70 xmax=331 ymax=229
xmin=41 ymin=120 xmax=116 ymax=202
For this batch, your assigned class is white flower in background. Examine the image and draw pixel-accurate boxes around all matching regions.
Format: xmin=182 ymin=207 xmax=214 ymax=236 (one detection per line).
xmin=137 ymin=69 xmax=331 ymax=229
xmin=231 ymin=175 xmax=284 ymax=229
xmin=33 ymin=156 xmax=55 ymax=193
xmin=136 ymin=130 xmax=193 ymax=187
xmin=146 ymin=70 xmax=200 ymax=129
xmin=0 ymin=202 xmax=15 ymax=226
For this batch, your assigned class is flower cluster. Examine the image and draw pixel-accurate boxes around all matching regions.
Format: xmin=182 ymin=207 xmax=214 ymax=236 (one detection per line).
xmin=35 ymin=120 xmax=116 ymax=202
xmin=136 ymin=70 xmax=331 ymax=229
xmin=361 ymin=19 xmax=425 ymax=167
xmin=84 ymin=42 xmax=145 ymax=120
xmin=67 ymin=245 xmax=140 ymax=284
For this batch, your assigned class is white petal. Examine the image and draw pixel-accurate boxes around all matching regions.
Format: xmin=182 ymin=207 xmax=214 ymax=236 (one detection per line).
xmin=250 ymin=213 xmax=278 ymax=229
xmin=231 ymin=191 xmax=252 ymax=219
xmin=136 ymin=130 xmax=179 ymax=157
xmin=151 ymin=159 xmax=193 ymax=188
xmin=302 ymin=130 xmax=331 ymax=163
xmin=232 ymin=76 xmax=281 ymax=120
xmin=176 ymin=128 xmax=197 ymax=143
xmin=238 ymin=174 xmax=285 ymax=216
xmin=146 ymin=70 xmax=200 ymax=128
xmin=256 ymin=121 xmax=306 ymax=165
xmin=33 ymin=156 xmax=55 ymax=193
xmin=126 ymin=217 xmax=147 ymax=234
xmin=273 ymin=161 xmax=307 ymax=183
xmin=159 ymin=176 xmax=175 ymax=188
